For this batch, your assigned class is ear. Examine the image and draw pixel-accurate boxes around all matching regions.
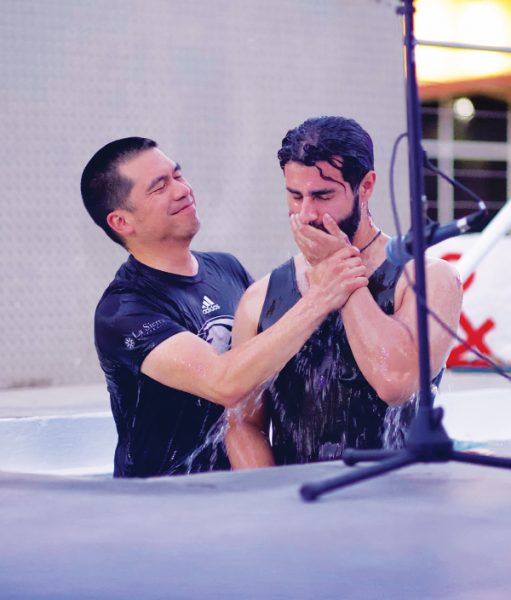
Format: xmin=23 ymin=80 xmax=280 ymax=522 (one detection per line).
xmin=106 ymin=210 xmax=134 ymax=238
xmin=358 ymin=170 xmax=376 ymax=203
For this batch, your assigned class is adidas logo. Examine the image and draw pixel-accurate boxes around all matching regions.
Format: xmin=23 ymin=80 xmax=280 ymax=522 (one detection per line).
xmin=202 ymin=295 xmax=220 ymax=315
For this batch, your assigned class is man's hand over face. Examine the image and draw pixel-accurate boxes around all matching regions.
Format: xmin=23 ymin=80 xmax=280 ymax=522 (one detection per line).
xmin=290 ymin=213 xmax=349 ymax=266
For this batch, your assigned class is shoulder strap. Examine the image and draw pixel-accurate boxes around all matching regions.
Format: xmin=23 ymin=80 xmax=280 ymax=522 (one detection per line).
xmin=257 ymin=259 xmax=300 ymax=333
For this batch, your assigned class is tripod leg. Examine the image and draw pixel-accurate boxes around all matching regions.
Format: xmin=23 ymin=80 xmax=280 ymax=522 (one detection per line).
xmin=451 ymin=450 xmax=511 ymax=469
xmin=343 ymin=448 xmax=398 ymax=466
xmin=300 ymin=451 xmax=415 ymax=502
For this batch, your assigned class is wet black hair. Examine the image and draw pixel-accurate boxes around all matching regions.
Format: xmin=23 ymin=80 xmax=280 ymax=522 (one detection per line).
xmin=277 ymin=116 xmax=374 ymax=191
xmin=81 ymin=137 xmax=157 ymax=247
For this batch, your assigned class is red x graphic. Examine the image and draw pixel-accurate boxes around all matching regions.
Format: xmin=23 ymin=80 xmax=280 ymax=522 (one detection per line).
xmin=441 ymin=252 xmax=496 ymax=368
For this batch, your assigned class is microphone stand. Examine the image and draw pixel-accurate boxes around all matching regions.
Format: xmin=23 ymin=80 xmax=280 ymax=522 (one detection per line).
xmin=300 ymin=0 xmax=511 ymax=502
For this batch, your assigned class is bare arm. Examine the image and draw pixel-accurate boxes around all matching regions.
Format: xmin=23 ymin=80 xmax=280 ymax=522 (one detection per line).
xmin=141 ymin=248 xmax=368 ymax=408
xmin=225 ymin=277 xmax=275 ymax=469
xmin=226 ymin=390 xmax=274 ymax=468
xmin=341 ymin=258 xmax=462 ymax=405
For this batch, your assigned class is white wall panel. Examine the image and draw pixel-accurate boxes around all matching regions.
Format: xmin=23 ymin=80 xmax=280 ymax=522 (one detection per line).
xmin=1 ymin=0 xmax=409 ymax=388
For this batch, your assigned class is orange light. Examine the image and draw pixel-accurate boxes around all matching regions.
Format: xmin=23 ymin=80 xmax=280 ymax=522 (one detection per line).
xmin=415 ymin=0 xmax=511 ymax=84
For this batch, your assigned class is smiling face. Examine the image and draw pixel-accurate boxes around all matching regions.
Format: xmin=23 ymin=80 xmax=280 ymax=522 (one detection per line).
xmin=284 ymin=159 xmax=361 ymax=241
xmin=107 ymin=148 xmax=200 ymax=247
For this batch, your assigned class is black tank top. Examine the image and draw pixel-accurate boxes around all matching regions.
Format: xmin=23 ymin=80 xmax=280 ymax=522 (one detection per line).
xmin=258 ymin=257 xmax=426 ymax=465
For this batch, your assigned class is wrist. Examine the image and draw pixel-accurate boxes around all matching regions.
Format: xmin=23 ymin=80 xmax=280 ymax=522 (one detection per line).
xmin=302 ymin=285 xmax=332 ymax=320
xmin=341 ymin=286 xmax=366 ymax=313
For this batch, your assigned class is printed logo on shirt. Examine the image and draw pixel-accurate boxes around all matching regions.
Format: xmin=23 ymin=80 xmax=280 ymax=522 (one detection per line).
xmin=123 ymin=318 xmax=168 ymax=350
xmin=198 ymin=315 xmax=233 ymax=353
xmin=202 ymin=295 xmax=220 ymax=314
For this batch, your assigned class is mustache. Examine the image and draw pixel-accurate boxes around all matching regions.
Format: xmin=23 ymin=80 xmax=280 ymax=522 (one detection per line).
xmin=308 ymin=221 xmax=329 ymax=234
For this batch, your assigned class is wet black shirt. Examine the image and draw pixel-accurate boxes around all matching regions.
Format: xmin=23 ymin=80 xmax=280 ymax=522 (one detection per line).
xmin=258 ymin=257 xmax=425 ymax=465
xmin=95 ymin=252 xmax=252 ymax=477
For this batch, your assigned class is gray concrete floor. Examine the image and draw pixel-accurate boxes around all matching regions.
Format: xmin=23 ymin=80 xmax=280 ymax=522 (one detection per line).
xmin=440 ymin=369 xmax=511 ymax=392
xmin=0 ymin=369 xmax=509 ymax=419
xmin=0 ymin=383 xmax=109 ymax=418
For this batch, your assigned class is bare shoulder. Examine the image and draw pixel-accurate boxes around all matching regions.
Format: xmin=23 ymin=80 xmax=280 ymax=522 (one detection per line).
xmin=400 ymin=256 xmax=460 ymax=286
xmin=426 ymin=255 xmax=461 ymax=279
xmin=232 ymin=273 xmax=271 ymax=344
xmin=395 ymin=256 xmax=462 ymax=311
xmin=238 ymin=273 xmax=271 ymax=314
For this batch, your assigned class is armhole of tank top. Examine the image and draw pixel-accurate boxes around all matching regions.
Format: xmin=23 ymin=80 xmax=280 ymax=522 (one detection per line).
xmin=369 ymin=259 xmax=405 ymax=315
xmin=289 ymin=256 xmax=300 ymax=296
xmin=257 ymin=259 xmax=296 ymax=334
xmin=390 ymin=262 xmax=406 ymax=314
xmin=257 ymin=271 xmax=277 ymax=334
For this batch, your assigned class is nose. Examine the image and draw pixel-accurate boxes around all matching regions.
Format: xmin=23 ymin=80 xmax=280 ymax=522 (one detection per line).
xmin=177 ymin=178 xmax=192 ymax=198
xmin=298 ymin=196 xmax=318 ymax=224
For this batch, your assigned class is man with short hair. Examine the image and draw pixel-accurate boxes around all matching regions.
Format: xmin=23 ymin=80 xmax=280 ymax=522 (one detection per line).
xmin=225 ymin=116 xmax=462 ymax=468
xmin=81 ymin=137 xmax=366 ymax=477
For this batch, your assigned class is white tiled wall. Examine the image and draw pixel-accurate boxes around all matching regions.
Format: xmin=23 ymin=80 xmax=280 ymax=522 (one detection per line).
xmin=1 ymin=0 xmax=409 ymax=387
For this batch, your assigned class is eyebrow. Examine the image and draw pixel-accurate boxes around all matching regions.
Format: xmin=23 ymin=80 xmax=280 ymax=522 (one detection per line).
xmin=311 ymin=188 xmax=336 ymax=196
xmin=286 ymin=186 xmax=337 ymax=196
xmin=146 ymin=163 xmax=182 ymax=193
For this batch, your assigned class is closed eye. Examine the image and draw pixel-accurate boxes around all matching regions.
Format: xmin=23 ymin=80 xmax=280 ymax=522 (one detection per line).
xmin=147 ymin=175 xmax=169 ymax=194
xmin=153 ymin=181 xmax=167 ymax=193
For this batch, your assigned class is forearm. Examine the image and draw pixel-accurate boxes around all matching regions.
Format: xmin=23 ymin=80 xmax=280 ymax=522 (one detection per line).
xmin=225 ymin=423 xmax=275 ymax=469
xmin=142 ymin=286 xmax=330 ymax=407
xmin=341 ymin=288 xmax=420 ymax=404
xmin=342 ymin=260 xmax=462 ymax=405
xmin=210 ymin=291 xmax=329 ymax=405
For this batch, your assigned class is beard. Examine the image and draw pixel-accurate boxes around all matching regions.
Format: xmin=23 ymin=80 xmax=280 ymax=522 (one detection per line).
xmin=310 ymin=193 xmax=361 ymax=242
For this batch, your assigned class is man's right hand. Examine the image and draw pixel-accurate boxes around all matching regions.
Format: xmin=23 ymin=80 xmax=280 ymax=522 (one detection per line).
xmin=291 ymin=213 xmax=350 ymax=266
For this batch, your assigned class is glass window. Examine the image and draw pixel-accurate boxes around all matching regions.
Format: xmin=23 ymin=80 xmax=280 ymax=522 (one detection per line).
xmin=424 ymin=157 xmax=438 ymax=222
xmin=421 ymin=101 xmax=439 ymax=140
xmin=453 ymin=159 xmax=507 ymax=229
xmin=453 ymin=95 xmax=507 ymax=142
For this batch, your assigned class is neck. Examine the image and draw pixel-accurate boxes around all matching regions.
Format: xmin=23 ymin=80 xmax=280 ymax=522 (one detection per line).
xmin=130 ymin=240 xmax=197 ymax=275
xmin=352 ymin=214 xmax=374 ymax=248
xmin=352 ymin=217 xmax=388 ymax=271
